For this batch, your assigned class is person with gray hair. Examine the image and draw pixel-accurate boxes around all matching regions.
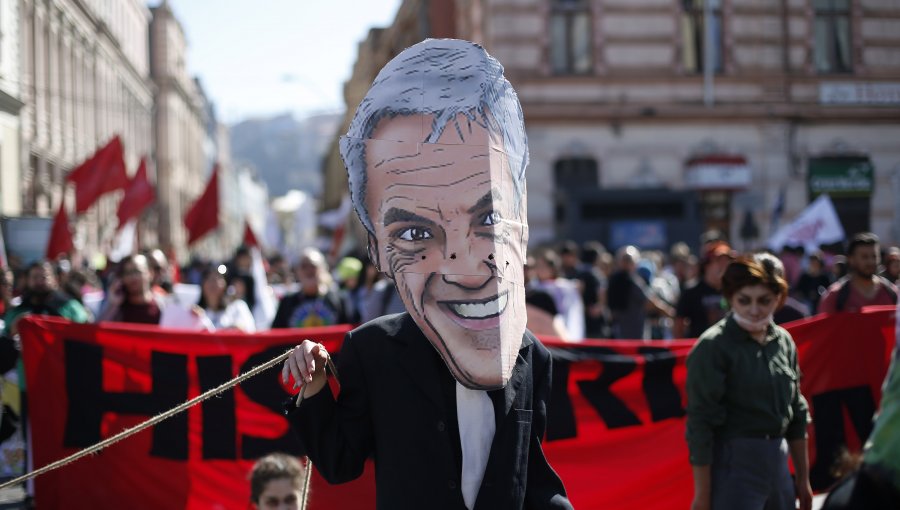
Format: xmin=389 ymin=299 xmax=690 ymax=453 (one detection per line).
xmin=282 ymin=39 xmax=571 ymax=510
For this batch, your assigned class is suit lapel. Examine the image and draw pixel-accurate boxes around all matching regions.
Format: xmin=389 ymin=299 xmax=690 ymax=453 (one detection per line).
xmin=501 ymin=334 xmax=532 ymax=416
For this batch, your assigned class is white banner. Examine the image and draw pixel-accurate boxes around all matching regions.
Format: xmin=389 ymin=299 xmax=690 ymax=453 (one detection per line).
xmin=767 ymin=194 xmax=845 ymax=253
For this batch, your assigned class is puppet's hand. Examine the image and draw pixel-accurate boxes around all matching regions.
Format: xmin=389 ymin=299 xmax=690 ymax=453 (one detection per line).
xmin=281 ymin=340 xmax=330 ymax=398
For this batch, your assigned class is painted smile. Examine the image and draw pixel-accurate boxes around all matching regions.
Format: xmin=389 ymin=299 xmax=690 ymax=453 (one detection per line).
xmin=439 ymin=291 xmax=509 ymax=330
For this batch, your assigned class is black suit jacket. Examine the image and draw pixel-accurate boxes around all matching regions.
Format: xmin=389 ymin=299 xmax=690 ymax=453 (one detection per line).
xmin=286 ymin=313 xmax=573 ymax=510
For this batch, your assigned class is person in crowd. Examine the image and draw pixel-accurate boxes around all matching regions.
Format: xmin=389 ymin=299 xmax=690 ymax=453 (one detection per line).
xmin=560 ymin=241 xmax=606 ymax=339
xmin=268 ymin=254 xmax=294 ymax=285
xmin=146 ymin=248 xmax=174 ymax=295
xmin=334 ymin=256 xmax=364 ymax=324
xmin=3 ymin=261 xmax=91 ymax=336
xmin=639 ymin=253 xmax=679 ymax=339
xmin=197 ymin=265 xmax=255 ymax=332
xmin=606 ymin=246 xmax=674 ymax=339
xmin=0 ymin=268 xmax=17 ymax=330
xmin=271 ymin=248 xmax=348 ymax=328
xmin=754 ymin=253 xmax=811 ymax=324
xmin=531 ymin=249 xmax=585 ymax=340
xmin=674 ymin=241 xmax=734 ymax=339
xmin=525 ymin=288 xmax=572 ymax=340
xmin=249 ymin=453 xmax=308 ymax=510
xmin=669 ymin=242 xmax=697 ymax=292
xmin=819 ymin=233 xmax=898 ymax=314
xmin=98 ymin=254 xmax=165 ymax=324
xmin=359 ymin=254 xmax=407 ymax=322
xmin=831 ymin=255 xmax=849 ymax=281
xmin=880 ymin=247 xmax=900 ymax=285
xmin=228 ymin=246 xmax=258 ymax=313
xmin=795 ymin=252 xmax=833 ymax=312
xmin=778 ymin=245 xmax=805 ymax=290
xmin=686 ymin=257 xmax=812 ymax=510
xmin=821 ymin=300 xmax=900 ymax=509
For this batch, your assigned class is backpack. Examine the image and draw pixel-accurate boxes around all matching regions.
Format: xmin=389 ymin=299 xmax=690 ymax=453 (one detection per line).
xmin=835 ymin=275 xmax=898 ymax=312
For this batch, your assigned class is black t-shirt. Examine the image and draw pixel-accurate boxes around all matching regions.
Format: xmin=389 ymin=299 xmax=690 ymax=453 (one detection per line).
xmin=675 ymin=280 xmax=726 ymax=338
xmin=795 ymin=272 xmax=832 ymax=309
xmin=271 ymin=289 xmax=348 ymax=328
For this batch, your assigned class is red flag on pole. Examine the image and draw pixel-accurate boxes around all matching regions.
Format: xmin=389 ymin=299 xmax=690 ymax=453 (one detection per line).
xmin=46 ymin=196 xmax=74 ymax=260
xmin=66 ymin=136 xmax=128 ymax=214
xmin=116 ymin=157 xmax=155 ymax=230
xmin=243 ymin=221 xmax=259 ymax=248
xmin=184 ymin=164 xmax=219 ymax=245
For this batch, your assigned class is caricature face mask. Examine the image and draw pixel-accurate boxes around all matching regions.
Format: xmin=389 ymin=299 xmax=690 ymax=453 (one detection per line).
xmin=340 ymin=39 xmax=529 ymax=390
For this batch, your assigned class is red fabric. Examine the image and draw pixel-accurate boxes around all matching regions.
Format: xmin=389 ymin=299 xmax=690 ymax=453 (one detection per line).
xmin=45 ymin=197 xmax=74 ymax=260
xmin=19 ymin=309 xmax=896 ymax=510
xmin=66 ymin=136 xmax=128 ymax=214
xmin=243 ymin=221 xmax=259 ymax=248
xmin=116 ymin=157 xmax=155 ymax=230
xmin=184 ymin=165 xmax=220 ymax=245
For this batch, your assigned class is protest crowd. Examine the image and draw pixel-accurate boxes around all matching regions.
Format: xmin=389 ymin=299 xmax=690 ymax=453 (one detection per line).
xmin=1 ymin=223 xmax=899 ymax=506
xmin=2 ymin=229 xmax=897 ymax=342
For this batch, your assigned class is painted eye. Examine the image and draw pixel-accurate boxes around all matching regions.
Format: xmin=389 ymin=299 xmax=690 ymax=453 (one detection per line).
xmin=398 ymin=227 xmax=433 ymax=241
xmin=482 ymin=211 xmax=502 ymax=226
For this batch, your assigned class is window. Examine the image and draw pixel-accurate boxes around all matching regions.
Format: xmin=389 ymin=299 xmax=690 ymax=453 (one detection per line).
xmin=681 ymin=0 xmax=723 ymax=74
xmin=550 ymin=0 xmax=593 ymax=75
xmin=813 ymin=0 xmax=852 ymax=74
xmin=554 ymin=157 xmax=598 ymax=225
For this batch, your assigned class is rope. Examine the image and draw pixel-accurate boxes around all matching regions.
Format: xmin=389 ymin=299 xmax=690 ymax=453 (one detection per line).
xmin=0 ymin=349 xmax=296 ymax=492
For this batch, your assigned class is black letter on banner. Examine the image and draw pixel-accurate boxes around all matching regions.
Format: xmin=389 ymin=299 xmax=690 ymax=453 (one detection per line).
xmin=808 ymin=386 xmax=876 ymax=491
xmin=239 ymin=345 xmax=302 ymax=458
xmin=576 ymin=347 xmax=641 ymax=428
xmin=197 ymin=355 xmax=237 ymax=459
xmin=63 ymin=340 xmax=189 ymax=460
xmin=638 ymin=347 xmax=685 ymax=422
xmin=546 ymin=357 xmax=577 ymax=441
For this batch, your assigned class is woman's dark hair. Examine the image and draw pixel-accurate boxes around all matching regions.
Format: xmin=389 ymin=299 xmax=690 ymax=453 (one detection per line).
xmin=197 ymin=265 xmax=227 ymax=311
xmin=116 ymin=254 xmax=148 ymax=278
xmin=249 ymin=453 xmax=305 ymax=503
xmin=721 ymin=257 xmax=788 ymax=304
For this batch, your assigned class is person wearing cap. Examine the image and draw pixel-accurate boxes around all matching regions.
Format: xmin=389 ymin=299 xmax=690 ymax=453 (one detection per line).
xmin=335 ymin=256 xmax=364 ymax=324
xmin=674 ymin=241 xmax=734 ymax=338
xmin=686 ymin=257 xmax=812 ymax=510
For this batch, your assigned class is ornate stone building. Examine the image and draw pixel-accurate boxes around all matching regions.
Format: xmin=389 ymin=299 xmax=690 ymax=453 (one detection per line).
xmin=0 ymin=0 xmax=24 ymax=218
xmin=327 ymin=0 xmax=900 ymax=253
xmin=19 ymin=0 xmax=154 ymax=259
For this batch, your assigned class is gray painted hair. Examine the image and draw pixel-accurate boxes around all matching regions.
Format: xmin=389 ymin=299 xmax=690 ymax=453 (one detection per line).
xmin=339 ymin=38 xmax=529 ymax=234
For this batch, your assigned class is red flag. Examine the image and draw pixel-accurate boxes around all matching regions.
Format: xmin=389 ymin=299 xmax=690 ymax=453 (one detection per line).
xmin=183 ymin=164 xmax=219 ymax=245
xmin=243 ymin=221 xmax=259 ymax=248
xmin=116 ymin=157 xmax=155 ymax=230
xmin=46 ymin=196 xmax=74 ymax=260
xmin=66 ymin=136 xmax=128 ymax=214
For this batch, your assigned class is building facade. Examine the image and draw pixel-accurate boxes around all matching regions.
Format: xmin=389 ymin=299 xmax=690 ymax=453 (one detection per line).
xmin=328 ymin=0 xmax=900 ymax=254
xmin=0 ymin=0 xmax=24 ymax=217
xmin=149 ymin=1 xmax=211 ymax=263
xmin=19 ymin=0 xmax=154 ymax=260
xmin=460 ymin=0 xmax=900 ymax=250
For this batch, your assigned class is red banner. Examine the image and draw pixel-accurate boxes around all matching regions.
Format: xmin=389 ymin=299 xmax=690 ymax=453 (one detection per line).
xmin=20 ymin=307 xmax=896 ymax=509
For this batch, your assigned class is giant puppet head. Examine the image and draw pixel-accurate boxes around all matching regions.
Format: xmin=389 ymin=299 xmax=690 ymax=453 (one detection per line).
xmin=340 ymin=39 xmax=529 ymax=390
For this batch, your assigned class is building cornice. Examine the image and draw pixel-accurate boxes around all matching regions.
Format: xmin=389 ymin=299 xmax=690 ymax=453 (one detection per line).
xmin=0 ymin=89 xmax=24 ymax=115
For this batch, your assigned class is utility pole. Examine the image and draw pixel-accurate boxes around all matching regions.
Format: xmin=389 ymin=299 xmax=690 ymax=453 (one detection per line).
xmin=703 ymin=0 xmax=715 ymax=107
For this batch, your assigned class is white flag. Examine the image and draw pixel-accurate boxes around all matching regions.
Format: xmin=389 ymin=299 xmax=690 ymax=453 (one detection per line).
xmin=767 ymin=194 xmax=845 ymax=253
xmin=251 ymin=246 xmax=276 ymax=331
xmin=109 ymin=220 xmax=137 ymax=263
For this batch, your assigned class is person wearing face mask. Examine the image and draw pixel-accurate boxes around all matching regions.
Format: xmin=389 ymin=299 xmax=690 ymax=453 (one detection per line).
xmin=686 ymin=257 xmax=812 ymax=510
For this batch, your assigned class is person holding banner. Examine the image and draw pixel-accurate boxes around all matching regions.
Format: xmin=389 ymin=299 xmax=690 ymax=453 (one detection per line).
xmin=282 ymin=39 xmax=571 ymax=510
xmin=686 ymin=257 xmax=812 ymax=510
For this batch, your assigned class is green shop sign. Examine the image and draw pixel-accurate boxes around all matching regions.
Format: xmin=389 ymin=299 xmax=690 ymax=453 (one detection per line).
xmin=808 ymin=157 xmax=874 ymax=198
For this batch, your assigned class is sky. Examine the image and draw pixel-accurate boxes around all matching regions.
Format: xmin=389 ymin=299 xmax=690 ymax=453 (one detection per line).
xmin=163 ymin=0 xmax=402 ymax=123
